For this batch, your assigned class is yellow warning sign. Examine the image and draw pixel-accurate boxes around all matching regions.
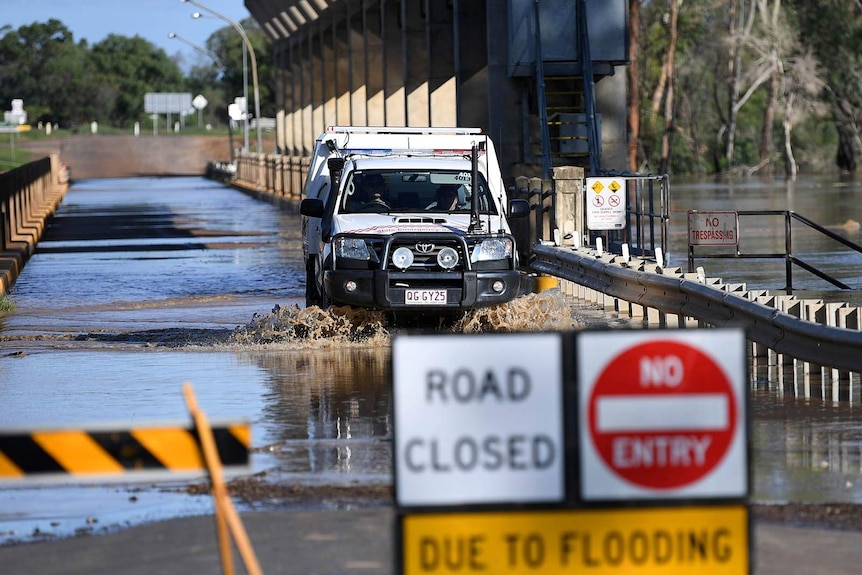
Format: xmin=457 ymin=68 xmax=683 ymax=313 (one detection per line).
xmin=591 ymin=180 xmax=605 ymax=193
xmin=401 ymin=505 xmax=748 ymax=575
xmin=609 ymin=180 xmax=621 ymax=192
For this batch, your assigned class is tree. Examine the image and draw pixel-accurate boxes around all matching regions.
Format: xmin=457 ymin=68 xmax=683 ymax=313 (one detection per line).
xmin=205 ymin=19 xmax=275 ymax=119
xmin=89 ymin=35 xmax=185 ymax=127
xmin=0 ymin=19 xmax=97 ymax=126
xmin=791 ymin=0 xmax=862 ymax=173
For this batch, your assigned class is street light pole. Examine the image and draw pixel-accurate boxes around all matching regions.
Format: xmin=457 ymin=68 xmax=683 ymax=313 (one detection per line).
xmin=181 ymin=0 xmax=262 ymax=154
xmin=168 ymin=32 xmax=236 ymax=163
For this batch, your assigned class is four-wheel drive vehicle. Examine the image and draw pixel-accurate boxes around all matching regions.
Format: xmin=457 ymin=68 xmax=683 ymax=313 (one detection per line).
xmin=300 ymin=126 xmax=529 ymax=310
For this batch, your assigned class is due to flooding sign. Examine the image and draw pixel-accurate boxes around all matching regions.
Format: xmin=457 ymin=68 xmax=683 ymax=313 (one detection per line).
xmin=393 ymin=333 xmax=564 ymax=506
xmin=578 ymin=330 xmax=747 ymax=500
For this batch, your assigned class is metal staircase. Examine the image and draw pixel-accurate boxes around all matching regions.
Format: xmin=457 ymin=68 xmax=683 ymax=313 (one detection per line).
xmin=533 ymin=0 xmax=602 ymax=176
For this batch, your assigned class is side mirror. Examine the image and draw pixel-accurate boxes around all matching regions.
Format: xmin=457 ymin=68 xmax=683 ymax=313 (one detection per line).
xmin=508 ymin=198 xmax=530 ymax=219
xmin=300 ymin=198 xmax=325 ymax=218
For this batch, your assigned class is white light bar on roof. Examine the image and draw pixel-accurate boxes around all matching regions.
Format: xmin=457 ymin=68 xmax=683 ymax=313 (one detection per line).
xmin=342 ymin=148 xmax=484 ymax=155
xmin=326 ymin=126 xmax=483 ymax=135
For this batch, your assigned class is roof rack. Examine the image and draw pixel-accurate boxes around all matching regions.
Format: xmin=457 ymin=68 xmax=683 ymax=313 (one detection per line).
xmin=326 ymin=126 xmax=482 ymax=135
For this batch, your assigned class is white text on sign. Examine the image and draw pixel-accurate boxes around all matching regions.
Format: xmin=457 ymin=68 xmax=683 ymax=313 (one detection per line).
xmin=578 ymin=331 xmax=747 ymax=498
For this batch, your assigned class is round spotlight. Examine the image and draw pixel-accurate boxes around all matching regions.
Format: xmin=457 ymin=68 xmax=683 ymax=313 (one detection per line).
xmin=491 ymin=280 xmax=505 ymax=293
xmin=344 ymin=280 xmax=358 ymax=293
xmin=392 ymin=247 xmax=414 ymax=270
xmin=437 ymin=247 xmax=459 ymax=269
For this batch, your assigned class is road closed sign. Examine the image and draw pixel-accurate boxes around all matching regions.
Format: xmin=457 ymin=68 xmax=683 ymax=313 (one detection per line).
xmin=393 ymin=333 xmax=563 ymax=507
xmin=577 ymin=329 xmax=747 ymax=500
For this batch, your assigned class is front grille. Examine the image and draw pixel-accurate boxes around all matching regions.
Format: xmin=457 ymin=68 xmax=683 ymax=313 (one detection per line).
xmin=388 ymin=237 xmax=466 ymax=271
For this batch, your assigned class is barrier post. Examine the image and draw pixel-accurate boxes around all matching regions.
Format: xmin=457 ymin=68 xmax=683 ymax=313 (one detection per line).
xmin=183 ymin=383 xmax=262 ymax=575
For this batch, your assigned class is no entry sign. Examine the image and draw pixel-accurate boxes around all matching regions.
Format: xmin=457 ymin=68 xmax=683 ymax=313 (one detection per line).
xmin=578 ymin=330 xmax=747 ymax=500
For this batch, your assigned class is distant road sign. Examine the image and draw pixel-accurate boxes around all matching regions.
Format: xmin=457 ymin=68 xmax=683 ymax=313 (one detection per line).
xmin=578 ymin=329 xmax=747 ymax=500
xmin=144 ymin=92 xmax=193 ymax=114
xmin=688 ymin=211 xmax=738 ymax=246
xmin=393 ymin=333 xmax=564 ymax=507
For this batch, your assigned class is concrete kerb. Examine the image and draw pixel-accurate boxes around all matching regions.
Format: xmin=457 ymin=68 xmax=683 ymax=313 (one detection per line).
xmin=0 ymin=156 xmax=68 ymax=294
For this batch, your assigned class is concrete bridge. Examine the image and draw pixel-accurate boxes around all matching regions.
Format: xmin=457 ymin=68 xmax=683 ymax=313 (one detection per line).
xmin=20 ymin=135 xmax=235 ymax=180
xmin=244 ymin=0 xmax=629 ymax=177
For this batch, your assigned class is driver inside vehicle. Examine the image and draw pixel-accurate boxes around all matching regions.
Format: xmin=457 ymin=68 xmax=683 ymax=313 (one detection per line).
xmin=362 ymin=174 xmax=390 ymax=210
xmin=428 ymin=184 xmax=460 ymax=211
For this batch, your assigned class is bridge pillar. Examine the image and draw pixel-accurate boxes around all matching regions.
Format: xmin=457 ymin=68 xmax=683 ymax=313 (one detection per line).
xmin=348 ymin=4 xmax=367 ymax=126
xmin=364 ymin=2 xmax=385 ymax=126
xmin=457 ymin=0 xmax=488 ymax=130
xmin=383 ymin=0 xmax=406 ymax=126
xmin=404 ymin=0 xmax=428 ymax=127
xmin=429 ymin=0 xmax=456 ymax=127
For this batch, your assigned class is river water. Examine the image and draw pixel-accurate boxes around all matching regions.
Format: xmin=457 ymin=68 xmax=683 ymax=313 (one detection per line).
xmin=1 ymin=175 xmax=861 ymax=545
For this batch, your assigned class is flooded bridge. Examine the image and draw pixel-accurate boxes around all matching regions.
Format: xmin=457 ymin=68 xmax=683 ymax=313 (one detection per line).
xmin=2 ymin=175 xmax=862 ymax=552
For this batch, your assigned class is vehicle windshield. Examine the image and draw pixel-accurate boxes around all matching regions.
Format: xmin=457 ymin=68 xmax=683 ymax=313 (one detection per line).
xmin=338 ymin=170 xmax=498 ymax=214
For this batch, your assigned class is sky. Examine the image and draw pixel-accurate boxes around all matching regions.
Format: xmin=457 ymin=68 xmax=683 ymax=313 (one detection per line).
xmin=1 ymin=0 xmax=254 ymax=69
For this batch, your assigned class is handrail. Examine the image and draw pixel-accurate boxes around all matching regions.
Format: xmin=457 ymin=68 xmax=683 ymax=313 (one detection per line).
xmin=576 ymin=0 xmax=601 ymax=175
xmin=688 ymin=210 xmax=862 ymax=292
xmin=533 ymin=0 xmax=552 ymax=179
xmin=532 ymin=243 xmax=862 ymax=373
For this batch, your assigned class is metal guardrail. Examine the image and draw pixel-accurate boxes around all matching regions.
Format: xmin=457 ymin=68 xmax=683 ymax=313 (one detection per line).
xmin=532 ymin=243 xmax=862 ymax=373
xmin=688 ymin=210 xmax=862 ymax=292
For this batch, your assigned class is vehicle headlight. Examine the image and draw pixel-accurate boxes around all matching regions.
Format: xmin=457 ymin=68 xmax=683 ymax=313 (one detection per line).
xmin=392 ymin=246 xmax=414 ymax=269
xmin=471 ymin=238 xmax=513 ymax=262
xmin=334 ymin=237 xmax=371 ymax=260
xmin=437 ymin=247 xmax=459 ymax=269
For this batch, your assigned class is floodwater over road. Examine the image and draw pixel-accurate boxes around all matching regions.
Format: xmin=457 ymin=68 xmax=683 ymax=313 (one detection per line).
xmin=1 ymin=176 xmax=862 ymax=545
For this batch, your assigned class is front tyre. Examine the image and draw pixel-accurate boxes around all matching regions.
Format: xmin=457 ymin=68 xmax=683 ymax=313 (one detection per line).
xmin=305 ymin=258 xmax=322 ymax=308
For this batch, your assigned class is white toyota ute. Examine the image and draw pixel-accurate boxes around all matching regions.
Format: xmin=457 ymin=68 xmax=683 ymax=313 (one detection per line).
xmin=300 ymin=126 xmax=529 ymax=311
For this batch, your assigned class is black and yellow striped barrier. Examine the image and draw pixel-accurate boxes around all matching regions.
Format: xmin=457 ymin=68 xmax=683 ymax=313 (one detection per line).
xmin=0 ymin=424 xmax=249 ymax=479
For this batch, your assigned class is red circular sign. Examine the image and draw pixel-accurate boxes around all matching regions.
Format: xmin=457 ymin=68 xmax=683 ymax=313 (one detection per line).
xmin=588 ymin=340 xmax=737 ymax=490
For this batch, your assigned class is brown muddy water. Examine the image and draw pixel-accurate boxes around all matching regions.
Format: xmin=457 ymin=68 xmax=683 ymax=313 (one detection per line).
xmin=1 ymin=176 xmax=861 ymax=545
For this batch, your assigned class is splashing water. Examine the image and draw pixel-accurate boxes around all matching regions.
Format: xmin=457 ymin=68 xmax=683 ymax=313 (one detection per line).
xmin=230 ymin=289 xmax=581 ymax=346
xmin=451 ymin=289 xmax=582 ymax=333
xmin=232 ymin=304 xmax=389 ymax=346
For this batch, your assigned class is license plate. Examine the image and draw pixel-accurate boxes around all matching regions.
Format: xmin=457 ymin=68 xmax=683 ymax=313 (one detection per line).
xmin=405 ymin=289 xmax=447 ymax=305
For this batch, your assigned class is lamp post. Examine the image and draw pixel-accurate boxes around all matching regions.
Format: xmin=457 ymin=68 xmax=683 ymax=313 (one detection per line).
xmin=169 ymin=32 xmax=237 ymax=163
xmin=191 ymin=12 xmax=248 ymax=152
xmin=181 ymin=0 xmax=262 ymax=154
xmin=168 ymin=32 xmax=222 ymax=130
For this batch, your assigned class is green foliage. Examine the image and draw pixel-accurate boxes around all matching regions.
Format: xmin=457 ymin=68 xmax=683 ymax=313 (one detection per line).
xmin=634 ymin=0 xmax=860 ymax=176
xmin=0 ymin=18 xmax=273 ymax=132
xmin=0 ymin=293 xmax=14 ymax=311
